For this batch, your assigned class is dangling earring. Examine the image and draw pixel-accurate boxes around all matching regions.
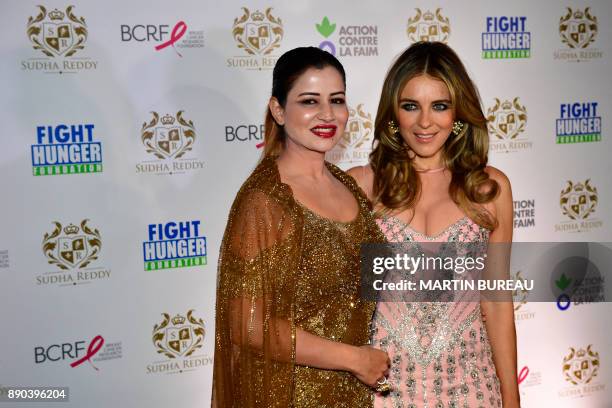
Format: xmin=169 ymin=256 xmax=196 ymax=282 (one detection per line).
xmin=452 ymin=120 xmax=465 ymax=136
xmin=388 ymin=120 xmax=400 ymax=135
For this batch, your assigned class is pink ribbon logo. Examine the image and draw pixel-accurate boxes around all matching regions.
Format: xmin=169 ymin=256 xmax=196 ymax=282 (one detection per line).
xmin=155 ymin=21 xmax=187 ymax=57
xmin=70 ymin=335 xmax=104 ymax=370
xmin=517 ymin=366 xmax=529 ymax=385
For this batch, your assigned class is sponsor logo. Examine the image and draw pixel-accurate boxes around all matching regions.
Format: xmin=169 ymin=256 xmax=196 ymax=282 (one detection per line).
xmin=555 ymin=180 xmax=602 ymax=233
xmin=518 ymin=366 xmax=543 ymax=396
xmin=23 ymin=5 xmax=98 ymax=73
xmin=558 ymin=345 xmax=605 ymax=398
xmin=486 ymin=98 xmax=531 ymax=153
xmin=555 ymin=7 xmax=602 ymax=62
xmin=136 ymin=111 xmax=204 ymax=175
xmin=147 ymin=310 xmax=213 ymax=374
xmin=513 ymin=199 xmax=535 ymax=229
xmin=315 ymin=16 xmax=378 ymax=57
xmin=225 ymin=123 xmax=264 ymax=148
xmin=326 ymin=104 xmax=373 ymax=168
xmin=120 ymin=21 xmax=204 ymax=56
xmin=34 ymin=335 xmax=122 ymax=370
xmin=227 ymin=7 xmax=283 ymax=70
xmin=37 ymin=220 xmax=111 ymax=287
xmin=482 ymin=16 xmax=530 ymax=59
xmin=0 ymin=250 xmax=9 ymax=269
xmin=556 ymin=102 xmax=601 ymax=144
xmin=143 ymin=221 xmax=207 ymax=271
xmin=31 ymin=124 xmax=103 ymax=176
xmin=407 ymin=8 xmax=450 ymax=43
xmin=512 ymin=270 xmax=535 ymax=321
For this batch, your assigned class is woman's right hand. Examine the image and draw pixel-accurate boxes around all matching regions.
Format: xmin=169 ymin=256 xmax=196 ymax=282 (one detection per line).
xmin=349 ymin=346 xmax=390 ymax=388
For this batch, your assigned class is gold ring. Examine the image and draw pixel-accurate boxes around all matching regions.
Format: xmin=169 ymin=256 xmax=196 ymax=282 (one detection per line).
xmin=375 ymin=377 xmax=390 ymax=392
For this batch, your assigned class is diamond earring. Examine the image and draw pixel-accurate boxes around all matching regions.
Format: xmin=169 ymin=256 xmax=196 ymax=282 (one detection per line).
xmin=452 ymin=120 xmax=465 ymax=136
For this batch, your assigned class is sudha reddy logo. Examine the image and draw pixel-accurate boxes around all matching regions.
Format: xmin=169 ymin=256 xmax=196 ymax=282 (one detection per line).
xmin=407 ymin=9 xmax=450 ymax=43
xmin=556 ymin=180 xmax=602 ymax=233
xmin=555 ymin=7 xmax=602 ymax=62
xmin=315 ymin=16 xmax=379 ymax=57
xmin=327 ymin=104 xmax=373 ymax=168
xmin=147 ymin=310 xmax=213 ymax=375
xmin=559 ymin=345 xmax=605 ymax=398
xmin=556 ymin=102 xmax=601 ymax=144
xmin=136 ymin=111 xmax=204 ymax=175
xmin=143 ymin=221 xmax=207 ymax=271
xmin=486 ymin=98 xmax=532 ymax=153
xmin=31 ymin=123 xmax=103 ymax=176
xmin=23 ymin=6 xmax=98 ymax=73
xmin=34 ymin=335 xmax=122 ymax=370
xmin=37 ymin=219 xmax=111 ymax=287
xmin=482 ymin=17 xmax=530 ymax=59
xmin=512 ymin=270 xmax=535 ymax=322
xmin=228 ymin=7 xmax=283 ymax=70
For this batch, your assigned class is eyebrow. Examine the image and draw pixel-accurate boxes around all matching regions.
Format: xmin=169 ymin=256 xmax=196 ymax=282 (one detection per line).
xmin=399 ymin=98 xmax=452 ymax=104
xmin=297 ymin=91 xmax=346 ymax=97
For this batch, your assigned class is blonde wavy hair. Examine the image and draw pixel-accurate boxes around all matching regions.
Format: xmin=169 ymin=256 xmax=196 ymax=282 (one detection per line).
xmin=370 ymin=41 xmax=499 ymax=230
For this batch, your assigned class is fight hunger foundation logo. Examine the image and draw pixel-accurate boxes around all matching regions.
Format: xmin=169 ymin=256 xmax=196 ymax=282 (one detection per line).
xmin=556 ymin=102 xmax=601 ymax=144
xmin=326 ymin=104 xmax=373 ymax=168
xmin=31 ymin=123 xmax=103 ymax=176
xmin=407 ymin=9 xmax=450 ymax=44
xmin=315 ymin=16 xmax=379 ymax=57
xmin=147 ymin=310 xmax=213 ymax=375
xmin=486 ymin=98 xmax=531 ymax=153
xmin=228 ymin=7 xmax=283 ymax=70
xmin=558 ymin=345 xmax=605 ymax=398
xmin=23 ymin=6 xmax=98 ymax=73
xmin=482 ymin=16 xmax=530 ymax=59
xmin=143 ymin=221 xmax=207 ymax=271
xmin=554 ymin=7 xmax=602 ymax=62
xmin=136 ymin=111 xmax=204 ymax=175
xmin=555 ymin=180 xmax=602 ymax=233
xmin=37 ymin=220 xmax=111 ymax=287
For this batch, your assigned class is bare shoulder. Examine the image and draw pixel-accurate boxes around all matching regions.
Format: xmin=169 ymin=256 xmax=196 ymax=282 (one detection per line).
xmin=346 ymin=164 xmax=374 ymax=200
xmin=484 ymin=165 xmax=512 ymax=196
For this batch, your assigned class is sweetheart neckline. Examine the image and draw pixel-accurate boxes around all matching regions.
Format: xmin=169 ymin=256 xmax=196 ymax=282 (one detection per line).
xmin=380 ymin=215 xmax=472 ymax=240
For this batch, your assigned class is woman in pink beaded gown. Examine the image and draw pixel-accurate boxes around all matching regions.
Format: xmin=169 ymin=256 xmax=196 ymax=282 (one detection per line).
xmin=349 ymin=42 xmax=519 ymax=407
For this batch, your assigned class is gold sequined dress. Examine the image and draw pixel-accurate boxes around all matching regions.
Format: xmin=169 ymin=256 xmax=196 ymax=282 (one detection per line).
xmin=213 ymin=156 xmax=384 ymax=408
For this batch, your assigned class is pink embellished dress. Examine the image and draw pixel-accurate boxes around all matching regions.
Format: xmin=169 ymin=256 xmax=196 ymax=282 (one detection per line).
xmin=372 ymin=216 xmax=502 ymax=408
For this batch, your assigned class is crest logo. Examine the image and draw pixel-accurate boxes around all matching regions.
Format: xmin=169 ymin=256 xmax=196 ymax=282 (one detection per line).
xmin=137 ymin=111 xmax=204 ymax=175
xmin=23 ymin=5 xmax=98 ymax=73
xmin=560 ymin=180 xmax=597 ymax=220
xmin=487 ymin=98 xmax=527 ymax=140
xmin=42 ymin=220 xmax=101 ymax=270
xmin=327 ymin=104 xmax=373 ymax=168
xmin=512 ymin=270 xmax=529 ymax=311
xmin=141 ymin=112 xmax=195 ymax=160
xmin=27 ymin=6 xmax=87 ymax=57
xmin=559 ymin=8 xmax=597 ymax=49
xmin=487 ymin=98 xmax=531 ymax=153
xmin=152 ymin=310 xmax=205 ymax=358
xmin=407 ymin=8 xmax=450 ymax=43
xmin=563 ymin=345 xmax=600 ymax=385
xmin=232 ymin=8 xmax=283 ymax=56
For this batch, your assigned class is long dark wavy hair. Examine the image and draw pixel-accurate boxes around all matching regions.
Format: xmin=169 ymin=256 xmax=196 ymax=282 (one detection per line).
xmin=370 ymin=41 xmax=499 ymax=230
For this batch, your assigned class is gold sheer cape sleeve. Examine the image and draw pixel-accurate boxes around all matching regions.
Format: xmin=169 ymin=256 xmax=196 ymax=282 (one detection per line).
xmin=212 ymin=157 xmax=303 ymax=408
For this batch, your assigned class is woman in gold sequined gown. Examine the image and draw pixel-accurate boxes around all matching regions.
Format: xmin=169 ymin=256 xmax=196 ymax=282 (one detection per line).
xmin=212 ymin=47 xmax=390 ymax=408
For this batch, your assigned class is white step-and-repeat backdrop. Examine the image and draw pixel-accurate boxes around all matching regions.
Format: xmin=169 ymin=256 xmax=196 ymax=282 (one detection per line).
xmin=1 ymin=0 xmax=611 ymax=406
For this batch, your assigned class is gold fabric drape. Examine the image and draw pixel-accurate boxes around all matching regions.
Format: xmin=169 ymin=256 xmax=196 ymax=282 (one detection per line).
xmin=212 ymin=156 xmax=383 ymax=407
